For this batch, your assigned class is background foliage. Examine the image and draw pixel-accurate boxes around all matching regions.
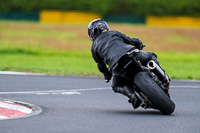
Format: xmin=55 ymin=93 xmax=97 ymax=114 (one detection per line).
xmin=0 ymin=0 xmax=200 ymax=17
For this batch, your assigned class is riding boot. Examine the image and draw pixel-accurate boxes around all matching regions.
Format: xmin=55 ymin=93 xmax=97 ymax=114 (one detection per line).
xmin=130 ymin=93 xmax=141 ymax=109
xmin=112 ymin=86 xmax=140 ymax=109
xmin=112 ymin=86 xmax=133 ymax=98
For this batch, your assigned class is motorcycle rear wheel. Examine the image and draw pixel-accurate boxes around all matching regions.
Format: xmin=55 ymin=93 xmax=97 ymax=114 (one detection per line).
xmin=134 ymin=71 xmax=175 ymax=115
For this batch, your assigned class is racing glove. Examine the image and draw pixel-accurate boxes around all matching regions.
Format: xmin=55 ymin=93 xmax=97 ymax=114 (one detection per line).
xmin=104 ymin=72 xmax=112 ymax=83
xmin=130 ymin=37 xmax=145 ymax=50
xmin=97 ymin=63 xmax=112 ymax=83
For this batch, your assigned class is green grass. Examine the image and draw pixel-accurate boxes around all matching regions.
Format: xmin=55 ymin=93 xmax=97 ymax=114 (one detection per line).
xmin=0 ymin=20 xmax=200 ymax=79
xmin=157 ymin=51 xmax=200 ymax=79
xmin=0 ymin=47 xmax=199 ymax=79
xmin=0 ymin=47 xmax=98 ymax=76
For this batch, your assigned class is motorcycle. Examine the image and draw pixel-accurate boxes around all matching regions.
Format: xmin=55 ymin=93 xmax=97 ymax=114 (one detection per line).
xmin=112 ymin=50 xmax=175 ymax=115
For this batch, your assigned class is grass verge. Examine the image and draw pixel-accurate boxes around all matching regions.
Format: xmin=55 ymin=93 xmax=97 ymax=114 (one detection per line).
xmin=0 ymin=47 xmax=199 ymax=79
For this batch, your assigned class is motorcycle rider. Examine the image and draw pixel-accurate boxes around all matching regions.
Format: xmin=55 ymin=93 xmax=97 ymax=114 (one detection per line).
xmin=88 ymin=19 xmax=170 ymax=109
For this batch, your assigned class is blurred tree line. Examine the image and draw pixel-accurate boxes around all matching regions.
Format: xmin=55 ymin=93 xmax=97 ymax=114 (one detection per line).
xmin=0 ymin=0 xmax=199 ymax=17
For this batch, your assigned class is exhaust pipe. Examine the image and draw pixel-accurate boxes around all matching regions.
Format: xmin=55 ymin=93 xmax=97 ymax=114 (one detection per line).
xmin=147 ymin=60 xmax=166 ymax=81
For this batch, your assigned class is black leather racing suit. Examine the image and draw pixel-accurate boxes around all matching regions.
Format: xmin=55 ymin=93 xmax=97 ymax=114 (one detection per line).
xmin=91 ymin=30 xmax=160 ymax=90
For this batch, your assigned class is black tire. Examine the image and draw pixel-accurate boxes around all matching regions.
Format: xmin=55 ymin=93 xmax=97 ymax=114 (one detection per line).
xmin=134 ymin=71 xmax=175 ymax=115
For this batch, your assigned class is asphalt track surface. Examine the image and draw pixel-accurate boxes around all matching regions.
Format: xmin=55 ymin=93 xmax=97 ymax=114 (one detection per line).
xmin=0 ymin=74 xmax=200 ymax=133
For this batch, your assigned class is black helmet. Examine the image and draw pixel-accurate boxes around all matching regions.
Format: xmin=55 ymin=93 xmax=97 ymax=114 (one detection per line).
xmin=88 ymin=19 xmax=109 ymax=42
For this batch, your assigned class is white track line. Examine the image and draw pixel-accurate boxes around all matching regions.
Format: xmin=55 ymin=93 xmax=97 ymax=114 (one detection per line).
xmin=0 ymin=86 xmax=199 ymax=95
xmin=173 ymin=79 xmax=200 ymax=83
xmin=0 ymin=87 xmax=110 ymax=95
xmin=170 ymin=86 xmax=200 ymax=88
xmin=0 ymin=71 xmax=45 ymax=75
